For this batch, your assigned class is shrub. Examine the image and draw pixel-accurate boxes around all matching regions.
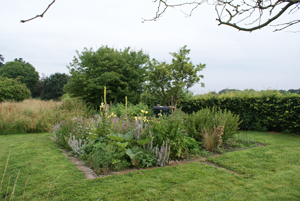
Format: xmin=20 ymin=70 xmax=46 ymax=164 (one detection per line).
xmin=185 ymin=107 xmax=240 ymax=142
xmin=0 ymin=59 xmax=39 ymax=95
xmin=0 ymin=77 xmax=31 ymax=102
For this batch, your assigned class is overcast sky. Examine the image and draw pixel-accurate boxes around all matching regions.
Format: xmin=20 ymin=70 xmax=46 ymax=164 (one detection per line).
xmin=1 ymin=0 xmax=299 ymax=94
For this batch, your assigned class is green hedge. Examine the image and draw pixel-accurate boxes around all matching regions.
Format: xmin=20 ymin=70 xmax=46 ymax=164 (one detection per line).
xmin=178 ymin=90 xmax=300 ymax=133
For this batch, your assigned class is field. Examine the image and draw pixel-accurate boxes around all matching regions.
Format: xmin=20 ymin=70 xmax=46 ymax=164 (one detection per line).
xmin=1 ymin=131 xmax=299 ymax=200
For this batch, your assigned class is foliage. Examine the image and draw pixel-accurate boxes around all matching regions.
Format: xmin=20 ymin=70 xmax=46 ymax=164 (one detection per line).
xmin=0 ymin=99 xmax=94 ymax=134
xmin=52 ymin=117 xmax=94 ymax=150
xmin=179 ymin=90 xmax=300 ymax=133
xmin=64 ymin=46 xmax=150 ymax=107
xmin=0 ymin=77 xmax=31 ymax=102
xmin=144 ymin=109 xmax=201 ymax=159
xmin=40 ymin=73 xmax=69 ymax=100
xmin=0 ymin=54 xmax=4 ymax=67
xmin=218 ymin=88 xmax=242 ymax=94
xmin=185 ymin=107 xmax=240 ymax=142
xmin=142 ymin=46 xmax=205 ymax=106
xmin=110 ymin=102 xmax=153 ymax=117
xmin=0 ymin=59 xmax=39 ymax=95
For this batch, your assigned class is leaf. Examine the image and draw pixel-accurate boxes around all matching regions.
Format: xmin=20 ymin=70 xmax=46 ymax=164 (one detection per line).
xmin=137 ymin=136 xmax=152 ymax=146
xmin=107 ymin=134 xmax=124 ymax=142
xmin=117 ymin=142 xmax=128 ymax=149
xmin=125 ymin=146 xmax=143 ymax=159
xmin=124 ymin=131 xmax=133 ymax=142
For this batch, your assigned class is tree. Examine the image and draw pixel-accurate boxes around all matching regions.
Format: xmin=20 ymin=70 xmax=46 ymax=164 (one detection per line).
xmin=218 ymin=89 xmax=242 ymax=94
xmin=40 ymin=73 xmax=69 ymax=100
xmin=64 ymin=46 xmax=149 ymax=107
xmin=0 ymin=59 xmax=40 ymax=96
xmin=0 ymin=77 xmax=31 ymax=102
xmin=21 ymin=0 xmax=299 ymax=32
xmin=288 ymin=88 xmax=300 ymax=94
xmin=142 ymin=46 xmax=205 ymax=106
xmin=146 ymin=0 xmax=300 ymax=32
xmin=0 ymin=54 xmax=4 ymax=67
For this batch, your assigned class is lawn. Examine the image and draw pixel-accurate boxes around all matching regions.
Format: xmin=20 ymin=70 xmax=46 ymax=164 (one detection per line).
xmin=0 ymin=132 xmax=299 ymax=200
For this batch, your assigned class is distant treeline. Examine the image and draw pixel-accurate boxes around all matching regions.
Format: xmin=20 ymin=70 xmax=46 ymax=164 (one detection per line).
xmin=206 ymin=88 xmax=300 ymax=95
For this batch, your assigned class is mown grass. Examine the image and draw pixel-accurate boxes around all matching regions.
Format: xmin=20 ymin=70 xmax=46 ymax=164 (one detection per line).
xmin=0 ymin=132 xmax=299 ymax=200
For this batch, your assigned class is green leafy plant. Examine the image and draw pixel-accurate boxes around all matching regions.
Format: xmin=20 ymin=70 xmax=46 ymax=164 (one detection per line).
xmin=185 ymin=107 xmax=239 ymax=142
xmin=146 ymin=109 xmax=192 ymax=159
xmin=0 ymin=76 xmax=31 ymax=102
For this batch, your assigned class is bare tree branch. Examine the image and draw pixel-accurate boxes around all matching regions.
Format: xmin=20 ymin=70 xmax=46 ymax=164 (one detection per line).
xmin=20 ymin=0 xmax=56 ymax=23
xmin=148 ymin=0 xmax=300 ymax=32
xmin=216 ymin=2 xmax=295 ymax=31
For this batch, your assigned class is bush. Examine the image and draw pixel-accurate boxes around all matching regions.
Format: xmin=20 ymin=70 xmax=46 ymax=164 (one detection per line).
xmin=185 ymin=107 xmax=240 ymax=142
xmin=0 ymin=77 xmax=31 ymax=102
xmin=0 ymin=59 xmax=39 ymax=95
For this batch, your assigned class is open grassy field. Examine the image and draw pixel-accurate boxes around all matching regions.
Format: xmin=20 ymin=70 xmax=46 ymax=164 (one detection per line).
xmin=0 ymin=132 xmax=299 ymax=200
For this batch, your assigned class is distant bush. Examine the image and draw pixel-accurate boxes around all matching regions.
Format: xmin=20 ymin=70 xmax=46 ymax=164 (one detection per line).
xmin=41 ymin=73 xmax=69 ymax=101
xmin=178 ymin=90 xmax=300 ymax=133
xmin=0 ymin=59 xmax=39 ymax=95
xmin=0 ymin=77 xmax=31 ymax=102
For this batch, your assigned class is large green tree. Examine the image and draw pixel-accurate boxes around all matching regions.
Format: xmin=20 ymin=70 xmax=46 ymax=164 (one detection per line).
xmin=0 ymin=77 xmax=31 ymax=102
xmin=0 ymin=58 xmax=39 ymax=96
xmin=142 ymin=46 xmax=205 ymax=106
xmin=41 ymin=73 xmax=69 ymax=100
xmin=64 ymin=46 xmax=149 ymax=106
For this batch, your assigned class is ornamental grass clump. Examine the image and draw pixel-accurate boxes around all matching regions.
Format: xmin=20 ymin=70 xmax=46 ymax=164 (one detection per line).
xmin=201 ymin=125 xmax=224 ymax=152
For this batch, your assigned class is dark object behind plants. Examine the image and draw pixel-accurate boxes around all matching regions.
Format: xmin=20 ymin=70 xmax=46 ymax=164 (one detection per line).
xmin=153 ymin=106 xmax=170 ymax=117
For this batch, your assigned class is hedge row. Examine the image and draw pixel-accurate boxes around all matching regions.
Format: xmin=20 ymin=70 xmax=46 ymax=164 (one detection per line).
xmin=178 ymin=91 xmax=300 ymax=133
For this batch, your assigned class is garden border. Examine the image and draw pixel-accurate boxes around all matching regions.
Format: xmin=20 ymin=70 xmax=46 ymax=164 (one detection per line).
xmin=50 ymin=135 xmax=264 ymax=179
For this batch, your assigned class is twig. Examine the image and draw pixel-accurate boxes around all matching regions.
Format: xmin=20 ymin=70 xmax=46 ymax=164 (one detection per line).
xmin=20 ymin=0 xmax=56 ymax=23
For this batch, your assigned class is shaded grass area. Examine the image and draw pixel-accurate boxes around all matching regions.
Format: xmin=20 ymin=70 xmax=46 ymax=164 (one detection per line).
xmin=0 ymin=132 xmax=300 ymax=200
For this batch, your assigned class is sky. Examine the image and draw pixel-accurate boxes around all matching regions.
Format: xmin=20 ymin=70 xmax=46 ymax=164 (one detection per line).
xmin=1 ymin=0 xmax=299 ymax=95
